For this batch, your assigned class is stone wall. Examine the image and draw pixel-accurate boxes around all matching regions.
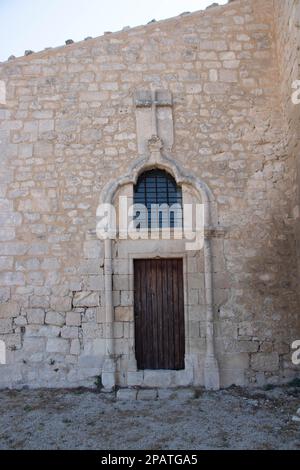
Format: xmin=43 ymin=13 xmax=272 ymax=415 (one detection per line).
xmin=0 ymin=0 xmax=299 ymax=389
xmin=274 ymin=0 xmax=300 ymax=294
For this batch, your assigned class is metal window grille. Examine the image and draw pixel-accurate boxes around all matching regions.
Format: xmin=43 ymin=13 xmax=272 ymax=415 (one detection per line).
xmin=133 ymin=169 xmax=183 ymax=229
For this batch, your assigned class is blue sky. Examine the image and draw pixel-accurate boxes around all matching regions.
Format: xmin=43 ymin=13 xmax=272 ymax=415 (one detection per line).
xmin=0 ymin=0 xmax=227 ymax=61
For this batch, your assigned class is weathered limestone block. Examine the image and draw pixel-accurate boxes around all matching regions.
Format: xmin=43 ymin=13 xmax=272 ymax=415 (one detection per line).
xmin=50 ymin=296 xmax=72 ymax=312
xmin=115 ymin=306 xmax=134 ymax=322
xmin=70 ymin=339 xmax=81 ymax=355
xmin=143 ymin=370 xmax=173 ymax=388
xmin=127 ymin=371 xmax=144 ymax=387
xmin=66 ymin=312 xmax=81 ymax=326
xmin=113 ymin=275 xmax=129 ymax=291
xmin=26 ymin=309 xmax=45 ymax=325
xmin=117 ymin=388 xmax=137 ymax=400
xmin=25 ymin=325 xmax=61 ymax=338
xmin=82 ymin=323 xmax=103 ymax=339
xmin=238 ymin=321 xmax=253 ymax=337
xmin=78 ymin=259 xmax=102 ymax=275
xmin=30 ymin=296 xmax=50 ymax=309
xmin=83 ymin=275 xmax=104 ymax=291
xmin=96 ymin=307 xmax=105 ymax=323
xmin=14 ymin=315 xmax=27 ymax=326
xmin=61 ymin=326 xmax=79 ymax=339
xmin=120 ymin=291 xmax=133 ymax=307
xmin=251 ymin=353 xmax=279 ymax=372
xmin=0 ymin=302 xmax=20 ymax=318
xmin=236 ymin=340 xmax=259 ymax=353
xmin=259 ymin=341 xmax=274 ymax=353
xmin=73 ymin=292 xmax=100 ymax=307
xmin=45 ymin=311 xmax=65 ymax=327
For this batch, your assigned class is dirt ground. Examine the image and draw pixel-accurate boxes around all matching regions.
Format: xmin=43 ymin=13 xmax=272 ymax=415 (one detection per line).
xmin=0 ymin=384 xmax=299 ymax=450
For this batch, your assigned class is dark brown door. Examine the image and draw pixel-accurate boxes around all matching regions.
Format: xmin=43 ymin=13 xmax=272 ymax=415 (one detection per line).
xmin=134 ymin=258 xmax=185 ymax=370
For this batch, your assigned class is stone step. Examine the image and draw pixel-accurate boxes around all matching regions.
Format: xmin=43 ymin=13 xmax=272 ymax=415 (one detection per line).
xmin=116 ymin=387 xmax=196 ymax=401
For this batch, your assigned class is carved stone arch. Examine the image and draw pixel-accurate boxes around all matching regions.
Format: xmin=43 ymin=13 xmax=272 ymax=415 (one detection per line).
xmin=100 ymin=151 xmax=221 ymax=392
xmin=100 ymin=155 xmax=218 ymax=229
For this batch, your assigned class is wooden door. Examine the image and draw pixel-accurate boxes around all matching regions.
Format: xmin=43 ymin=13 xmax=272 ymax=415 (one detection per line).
xmin=134 ymin=258 xmax=185 ymax=370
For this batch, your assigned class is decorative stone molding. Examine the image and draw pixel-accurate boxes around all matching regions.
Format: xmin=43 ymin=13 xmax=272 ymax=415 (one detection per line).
xmin=100 ymin=132 xmax=221 ymax=390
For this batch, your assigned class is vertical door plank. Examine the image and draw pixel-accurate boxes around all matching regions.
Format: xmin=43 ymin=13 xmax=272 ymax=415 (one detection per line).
xmin=134 ymin=258 xmax=185 ymax=371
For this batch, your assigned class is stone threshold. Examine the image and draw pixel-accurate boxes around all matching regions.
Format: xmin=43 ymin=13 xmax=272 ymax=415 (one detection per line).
xmin=114 ymin=387 xmax=197 ymax=401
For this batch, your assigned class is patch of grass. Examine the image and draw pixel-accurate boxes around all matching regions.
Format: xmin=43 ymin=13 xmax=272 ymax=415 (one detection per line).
xmin=23 ymin=405 xmax=33 ymax=412
xmin=287 ymin=378 xmax=300 ymax=388
xmin=62 ymin=418 xmax=72 ymax=424
xmin=194 ymin=388 xmax=204 ymax=399
xmin=72 ymin=387 xmax=86 ymax=395
xmin=263 ymin=384 xmax=276 ymax=391
xmin=94 ymin=376 xmax=103 ymax=391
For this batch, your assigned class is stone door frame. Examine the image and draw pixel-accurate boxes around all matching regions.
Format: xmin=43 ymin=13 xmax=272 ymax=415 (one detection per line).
xmin=99 ymin=152 xmax=221 ymax=391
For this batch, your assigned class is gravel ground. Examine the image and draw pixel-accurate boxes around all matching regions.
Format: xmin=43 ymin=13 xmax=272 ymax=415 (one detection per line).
xmin=0 ymin=385 xmax=299 ymax=450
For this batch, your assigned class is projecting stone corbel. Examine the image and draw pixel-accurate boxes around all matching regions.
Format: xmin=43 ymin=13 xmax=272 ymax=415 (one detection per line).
xmin=147 ymin=135 xmax=164 ymax=165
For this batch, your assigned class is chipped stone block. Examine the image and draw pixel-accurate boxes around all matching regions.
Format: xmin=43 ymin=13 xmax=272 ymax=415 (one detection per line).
xmin=73 ymin=292 xmax=100 ymax=307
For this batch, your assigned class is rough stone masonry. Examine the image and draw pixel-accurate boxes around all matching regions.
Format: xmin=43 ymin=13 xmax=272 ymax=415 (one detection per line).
xmin=0 ymin=0 xmax=299 ymax=390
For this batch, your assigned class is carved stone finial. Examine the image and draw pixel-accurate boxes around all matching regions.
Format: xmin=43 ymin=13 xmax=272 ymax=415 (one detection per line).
xmin=148 ymin=135 xmax=163 ymax=151
xmin=147 ymin=135 xmax=163 ymax=163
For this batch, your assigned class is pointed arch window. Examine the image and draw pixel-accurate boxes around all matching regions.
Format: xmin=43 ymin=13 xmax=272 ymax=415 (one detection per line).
xmin=133 ymin=169 xmax=183 ymax=230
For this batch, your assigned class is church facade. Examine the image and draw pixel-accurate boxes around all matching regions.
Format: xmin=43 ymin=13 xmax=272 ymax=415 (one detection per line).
xmin=0 ymin=0 xmax=299 ymax=390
